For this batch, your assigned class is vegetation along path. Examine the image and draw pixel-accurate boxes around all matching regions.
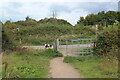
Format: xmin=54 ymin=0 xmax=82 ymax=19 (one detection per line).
xmin=23 ymin=46 xmax=81 ymax=78
xmin=50 ymin=57 xmax=81 ymax=78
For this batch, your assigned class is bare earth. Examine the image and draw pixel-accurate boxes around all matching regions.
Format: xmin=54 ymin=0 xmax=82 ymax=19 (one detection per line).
xmin=50 ymin=57 xmax=81 ymax=78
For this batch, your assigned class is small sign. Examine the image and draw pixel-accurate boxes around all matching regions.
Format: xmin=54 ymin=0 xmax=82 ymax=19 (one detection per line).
xmin=16 ymin=28 xmax=20 ymax=31
xmin=95 ymin=24 xmax=98 ymax=28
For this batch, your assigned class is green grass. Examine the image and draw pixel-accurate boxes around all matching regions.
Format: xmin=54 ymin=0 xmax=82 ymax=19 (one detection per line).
xmin=2 ymin=53 xmax=50 ymax=78
xmin=35 ymin=49 xmax=63 ymax=58
xmin=79 ymin=48 xmax=93 ymax=54
xmin=2 ymin=49 xmax=63 ymax=78
xmin=63 ymin=56 xmax=118 ymax=78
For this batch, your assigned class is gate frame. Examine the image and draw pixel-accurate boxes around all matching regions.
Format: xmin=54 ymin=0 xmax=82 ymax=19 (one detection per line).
xmin=55 ymin=38 xmax=94 ymax=56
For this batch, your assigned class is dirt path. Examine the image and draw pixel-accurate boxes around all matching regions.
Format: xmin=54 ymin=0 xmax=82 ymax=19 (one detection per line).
xmin=50 ymin=57 xmax=81 ymax=78
xmin=22 ymin=46 xmax=53 ymax=49
xmin=22 ymin=45 xmax=81 ymax=78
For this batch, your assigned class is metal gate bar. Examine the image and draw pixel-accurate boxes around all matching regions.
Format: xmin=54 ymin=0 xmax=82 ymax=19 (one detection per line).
xmin=57 ymin=38 xmax=93 ymax=56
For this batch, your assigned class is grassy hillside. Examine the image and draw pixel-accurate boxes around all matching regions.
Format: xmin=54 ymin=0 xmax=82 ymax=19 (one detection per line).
xmin=2 ymin=18 xmax=96 ymax=47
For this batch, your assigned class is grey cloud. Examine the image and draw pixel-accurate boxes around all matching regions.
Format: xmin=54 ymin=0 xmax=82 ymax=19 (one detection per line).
xmin=75 ymin=2 xmax=117 ymax=14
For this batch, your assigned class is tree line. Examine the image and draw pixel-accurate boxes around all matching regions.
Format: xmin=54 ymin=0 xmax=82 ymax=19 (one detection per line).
xmin=3 ymin=11 xmax=119 ymax=27
xmin=77 ymin=11 xmax=120 ymax=26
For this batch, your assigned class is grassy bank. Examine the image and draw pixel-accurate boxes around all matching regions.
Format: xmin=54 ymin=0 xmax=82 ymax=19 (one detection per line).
xmin=63 ymin=56 xmax=118 ymax=78
xmin=2 ymin=49 xmax=63 ymax=78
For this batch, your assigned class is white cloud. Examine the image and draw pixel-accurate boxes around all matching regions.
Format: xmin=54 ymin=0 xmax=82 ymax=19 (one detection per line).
xmin=0 ymin=1 xmax=118 ymax=25
xmin=57 ymin=9 xmax=89 ymax=25
xmin=0 ymin=0 xmax=119 ymax=2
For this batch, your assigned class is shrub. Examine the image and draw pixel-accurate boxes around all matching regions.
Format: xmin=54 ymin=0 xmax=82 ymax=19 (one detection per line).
xmin=15 ymin=20 xmax=37 ymax=27
xmin=2 ymin=28 xmax=16 ymax=51
xmin=35 ymin=49 xmax=63 ymax=58
xmin=93 ymin=25 xmax=119 ymax=57
xmin=4 ymin=22 xmax=19 ymax=29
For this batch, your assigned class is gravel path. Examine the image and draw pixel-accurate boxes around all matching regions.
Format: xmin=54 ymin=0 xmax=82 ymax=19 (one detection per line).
xmin=50 ymin=57 xmax=81 ymax=78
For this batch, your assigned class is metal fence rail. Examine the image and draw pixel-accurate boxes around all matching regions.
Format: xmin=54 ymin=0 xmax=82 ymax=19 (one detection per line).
xmin=56 ymin=38 xmax=94 ymax=56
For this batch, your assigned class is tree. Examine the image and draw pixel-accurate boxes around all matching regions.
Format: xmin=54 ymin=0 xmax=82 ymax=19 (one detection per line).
xmin=105 ymin=11 xmax=118 ymax=25
xmin=85 ymin=14 xmax=96 ymax=25
xmin=77 ymin=11 xmax=119 ymax=26
xmin=77 ymin=17 xmax=85 ymax=25
xmin=117 ymin=12 xmax=120 ymax=22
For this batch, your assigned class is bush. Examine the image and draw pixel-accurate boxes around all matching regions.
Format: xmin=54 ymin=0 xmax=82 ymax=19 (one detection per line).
xmin=15 ymin=20 xmax=37 ymax=27
xmin=93 ymin=25 xmax=119 ymax=57
xmin=4 ymin=21 xmax=19 ymax=29
xmin=35 ymin=49 xmax=63 ymax=58
xmin=2 ymin=27 xmax=16 ymax=51
xmin=3 ymin=18 xmax=96 ymax=46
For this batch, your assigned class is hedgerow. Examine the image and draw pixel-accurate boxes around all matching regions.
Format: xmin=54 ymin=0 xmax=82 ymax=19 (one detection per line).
xmin=93 ymin=25 xmax=119 ymax=57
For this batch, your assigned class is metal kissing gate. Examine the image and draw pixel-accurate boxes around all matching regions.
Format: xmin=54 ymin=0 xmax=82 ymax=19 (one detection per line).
xmin=56 ymin=38 xmax=94 ymax=56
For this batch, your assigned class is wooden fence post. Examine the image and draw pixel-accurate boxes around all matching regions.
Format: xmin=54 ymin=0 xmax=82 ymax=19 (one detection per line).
xmin=53 ymin=39 xmax=59 ymax=51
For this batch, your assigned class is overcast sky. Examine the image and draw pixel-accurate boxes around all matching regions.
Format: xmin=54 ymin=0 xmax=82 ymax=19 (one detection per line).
xmin=0 ymin=0 xmax=119 ymax=25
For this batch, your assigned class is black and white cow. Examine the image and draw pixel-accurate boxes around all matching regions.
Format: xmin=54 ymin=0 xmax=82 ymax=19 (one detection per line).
xmin=44 ymin=44 xmax=52 ymax=49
